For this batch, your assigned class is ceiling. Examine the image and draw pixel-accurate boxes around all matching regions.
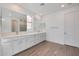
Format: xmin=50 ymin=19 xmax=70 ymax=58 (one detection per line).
xmin=17 ymin=3 xmax=79 ymax=15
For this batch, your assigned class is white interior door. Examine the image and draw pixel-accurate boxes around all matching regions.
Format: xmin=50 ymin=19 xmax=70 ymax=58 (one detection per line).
xmin=64 ymin=12 xmax=74 ymax=46
xmin=74 ymin=11 xmax=79 ymax=47
xmin=64 ymin=11 xmax=79 ymax=47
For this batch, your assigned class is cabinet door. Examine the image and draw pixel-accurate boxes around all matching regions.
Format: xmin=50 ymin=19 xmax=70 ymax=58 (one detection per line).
xmin=1 ymin=37 xmax=19 ymax=56
xmin=34 ymin=34 xmax=41 ymax=44
xmin=0 ymin=40 xmax=2 ymax=56
xmin=2 ymin=41 xmax=13 ymax=56
xmin=13 ymin=39 xmax=23 ymax=54
xmin=0 ymin=47 xmax=2 ymax=56
xmin=23 ymin=35 xmax=29 ymax=49
xmin=18 ymin=36 xmax=26 ymax=51
xmin=34 ymin=33 xmax=46 ymax=44
xmin=40 ymin=33 xmax=46 ymax=42
xmin=25 ymin=35 xmax=35 ymax=48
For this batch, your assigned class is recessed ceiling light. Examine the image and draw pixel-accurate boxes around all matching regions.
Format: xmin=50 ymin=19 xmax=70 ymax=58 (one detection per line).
xmin=61 ymin=4 xmax=65 ymax=7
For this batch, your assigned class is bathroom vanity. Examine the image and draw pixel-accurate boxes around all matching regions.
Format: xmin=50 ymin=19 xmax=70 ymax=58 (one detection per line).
xmin=0 ymin=31 xmax=46 ymax=56
xmin=0 ymin=7 xmax=46 ymax=56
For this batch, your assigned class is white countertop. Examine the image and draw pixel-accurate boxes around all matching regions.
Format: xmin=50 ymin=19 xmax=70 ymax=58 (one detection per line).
xmin=0 ymin=31 xmax=46 ymax=43
xmin=0 ymin=31 xmax=46 ymax=39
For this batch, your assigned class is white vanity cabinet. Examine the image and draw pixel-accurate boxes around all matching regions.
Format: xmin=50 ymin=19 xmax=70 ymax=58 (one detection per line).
xmin=34 ymin=32 xmax=46 ymax=44
xmin=24 ymin=35 xmax=35 ymax=49
xmin=34 ymin=34 xmax=40 ymax=44
xmin=12 ymin=39 xmax=23 ymax=54
xmin=2 ymin=41 xmax=13 ymax=56
xmin=1 ymin=32 xmax=46 ymax=56
xmin=1 ymin=38 xmax=14 ymax=56
xmin=19 ymin=35 xmax=27 ymax=51
xmin=39 ymin=32 xmax=46 ymax=42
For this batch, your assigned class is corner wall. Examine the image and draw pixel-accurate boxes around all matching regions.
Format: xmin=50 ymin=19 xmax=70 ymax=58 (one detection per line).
xmin=43 ymin=6 xmax=79 ymax=45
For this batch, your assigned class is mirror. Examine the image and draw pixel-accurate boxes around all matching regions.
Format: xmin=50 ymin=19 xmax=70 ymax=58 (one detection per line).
xmin=19 ymin=15 xmax=27 ymax=32
xmin=0 ymin=7 xmax=27 ymax=36
xmin=11 ymin=19 xmax=17 ymax=32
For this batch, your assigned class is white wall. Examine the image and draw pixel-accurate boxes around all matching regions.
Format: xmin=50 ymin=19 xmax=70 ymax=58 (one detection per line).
xmin=44 ymin=12 xmax=64 ymax=44
xmin=44 ymin=6 xmax=79 ymax=45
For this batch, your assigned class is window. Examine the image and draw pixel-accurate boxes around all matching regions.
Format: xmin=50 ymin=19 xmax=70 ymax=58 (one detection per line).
xmin=27 ymin=15 xmax=32 ymax=31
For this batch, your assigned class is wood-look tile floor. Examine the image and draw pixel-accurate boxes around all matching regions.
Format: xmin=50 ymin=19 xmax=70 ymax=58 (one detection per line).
xmin=15 ymin=41 xmax=79 ymax=56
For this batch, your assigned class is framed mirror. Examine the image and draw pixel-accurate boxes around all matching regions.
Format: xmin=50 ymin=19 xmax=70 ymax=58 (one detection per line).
xmin=19 ymin=15 xmax=27 ymax=32
xmin=11 ymin=19 xmax=17 ymax=32
xmin=0 ymin=7 xmax=27 ymax=36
